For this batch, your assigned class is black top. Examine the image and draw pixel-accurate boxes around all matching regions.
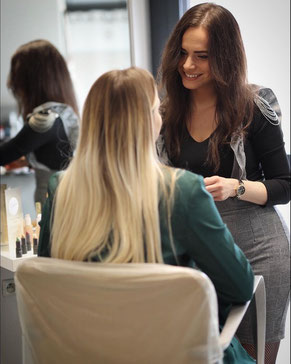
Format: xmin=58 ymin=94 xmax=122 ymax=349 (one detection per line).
xmin=0 ymin=117 xmax=72 ymax=170
xmin=170 ymin=107 xmax=290 ymax=205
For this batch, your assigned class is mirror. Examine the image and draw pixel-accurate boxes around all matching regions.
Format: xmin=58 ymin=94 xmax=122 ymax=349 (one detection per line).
xmin=65 ymin=0 xmax=131 ymax=111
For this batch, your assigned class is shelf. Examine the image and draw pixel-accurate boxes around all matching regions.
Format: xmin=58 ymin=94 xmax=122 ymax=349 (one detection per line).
xmin=0 ymin=245 xmax=37 ymax=272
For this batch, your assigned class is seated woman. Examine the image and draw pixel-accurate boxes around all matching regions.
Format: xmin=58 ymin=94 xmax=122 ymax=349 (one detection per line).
xmin=38 ymin=67 xmax=255 ymax=363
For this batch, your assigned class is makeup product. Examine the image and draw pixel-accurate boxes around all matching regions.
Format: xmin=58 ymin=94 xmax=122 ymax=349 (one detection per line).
xmin=33 ymin=235 xmax=38 ymax=255
xmin=35 ymin=218 xmax=41 ymax=239
xmin=35 ymin=202 xmax=42 ymax=215
xmin=24 ymin=214 xmax=33 ymax=242
xmin=35 ymin=203 xmax=42 ymax=239
xmin=21 ymin=235 xmax=27 ymax=254
xmin=26 ymin=231 xmax=32 ymax=251
xmin=16 ymin=238 xmax=22 ymax=258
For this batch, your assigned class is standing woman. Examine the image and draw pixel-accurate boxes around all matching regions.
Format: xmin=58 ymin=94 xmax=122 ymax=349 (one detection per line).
xmin=0 ymin=39 xmax=79 ymax=205
xmin=157 ymin=3 xmax=290 ymax=363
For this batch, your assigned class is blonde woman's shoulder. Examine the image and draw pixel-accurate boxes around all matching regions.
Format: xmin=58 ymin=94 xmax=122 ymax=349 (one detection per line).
xmin=160 ymin=166 xmax=206 ymax=203
xmin=175 ymin=169 xmax=204 ymax=191
xmin=165 ymin=169 xmax=212 ymax=217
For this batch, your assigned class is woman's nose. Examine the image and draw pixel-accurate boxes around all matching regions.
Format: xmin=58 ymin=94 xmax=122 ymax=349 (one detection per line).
xmin=183 ymin=56 xmax=196 ymax=70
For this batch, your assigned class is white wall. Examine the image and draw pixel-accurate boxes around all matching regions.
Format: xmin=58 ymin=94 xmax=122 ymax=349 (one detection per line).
xmin=0 ymin=0 xmax=66 ymax=112
xmin=127 ymin=0 xmax=152 ymax=71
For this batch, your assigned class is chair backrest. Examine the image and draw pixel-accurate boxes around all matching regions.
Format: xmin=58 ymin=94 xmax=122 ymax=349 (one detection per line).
xmin=15 ymin=257 xmax=223 ymax=364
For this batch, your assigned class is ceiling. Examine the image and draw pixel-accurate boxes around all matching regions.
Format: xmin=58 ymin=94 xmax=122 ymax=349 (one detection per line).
xmin=66 ymin=0 xmax=127 ymax=11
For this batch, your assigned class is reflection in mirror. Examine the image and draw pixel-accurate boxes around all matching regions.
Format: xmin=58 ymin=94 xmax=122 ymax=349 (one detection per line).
xmin=65 ymin=0 xmax=131 ymax=111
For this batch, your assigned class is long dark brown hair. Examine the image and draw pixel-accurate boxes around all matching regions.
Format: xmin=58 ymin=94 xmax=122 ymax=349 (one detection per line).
xmin=7 ymin=39 xmax=79 ymax=120
xmin=159 ymin=3 xmax=254 ymax=171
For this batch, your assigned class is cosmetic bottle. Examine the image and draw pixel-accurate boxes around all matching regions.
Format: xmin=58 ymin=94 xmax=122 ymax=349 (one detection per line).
xmin=26 ymin=232 xmax=32 ymax=251
xmin=33 ymin=235 xmax=38 ymax=255
xmin=35 ymin=203 xmax=42 ymax=239
xmin=35 ymin=202 xmax=42 ymax=215
xmin=16 ymin=238 xmax=22 ymax=258
xmin=21 ymin=236 xmax=27 ymax=254
xmin=35 ymin=218 xmax=41 ymax=239
xmin=24 ymin=214 xmax=33 ymax=242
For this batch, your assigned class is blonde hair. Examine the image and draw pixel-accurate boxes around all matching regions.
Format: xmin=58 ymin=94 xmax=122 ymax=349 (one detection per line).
xmin=51 ymin=67 xmax=178 ymax=263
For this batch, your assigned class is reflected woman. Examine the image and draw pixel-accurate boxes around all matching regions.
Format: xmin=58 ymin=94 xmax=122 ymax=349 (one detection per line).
xmin=0 ymin=39 xmax=79 ymax=205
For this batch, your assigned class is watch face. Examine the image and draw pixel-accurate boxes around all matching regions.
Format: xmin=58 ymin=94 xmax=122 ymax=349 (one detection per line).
xmin=237 ymin=185 xmax=246 ymax=196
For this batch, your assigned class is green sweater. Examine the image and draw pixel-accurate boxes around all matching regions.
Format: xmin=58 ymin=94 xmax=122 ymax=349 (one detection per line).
xmin=38 ymin=170 xmax=255 ymax=364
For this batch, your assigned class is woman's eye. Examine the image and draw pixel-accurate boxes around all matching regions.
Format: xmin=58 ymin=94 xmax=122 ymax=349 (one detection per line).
xmin=180 ymin=50 xmax=187 ymax=55
xmin=198 ymin=55 xmax=208 ymax=60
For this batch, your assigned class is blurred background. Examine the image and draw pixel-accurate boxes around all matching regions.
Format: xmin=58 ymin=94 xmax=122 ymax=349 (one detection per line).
xmin=1 ymin=0 xmax=290 ymax=148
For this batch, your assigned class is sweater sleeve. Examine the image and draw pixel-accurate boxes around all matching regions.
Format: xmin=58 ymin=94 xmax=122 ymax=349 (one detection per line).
xmin=171 ymin=172 xmax=254 ymax=308
xmin=0 ymin=115 xmax=61 ymax=166
xmin=249 ymin=93 xmax=290 ymax=205
xmin=0 ymin=124 xmax=37 ymax=165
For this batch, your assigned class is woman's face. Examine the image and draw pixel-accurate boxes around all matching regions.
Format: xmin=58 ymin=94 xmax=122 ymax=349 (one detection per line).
xmin=152 ymin=93 xmax=162 ymax=141
xmin=178 ymin=26 xmax=213 ymax=92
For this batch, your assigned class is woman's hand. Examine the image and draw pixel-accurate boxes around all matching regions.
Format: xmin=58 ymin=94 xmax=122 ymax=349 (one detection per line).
xmin=5 ymin=156 xmax=28 ymax=170
xmin=204 ymin=176 xmax=268 ymax=205
xmin=204 ymin=176 xmax=238 ymax=201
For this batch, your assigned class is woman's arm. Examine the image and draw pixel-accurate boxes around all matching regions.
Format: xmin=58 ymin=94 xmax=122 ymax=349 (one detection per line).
xmin=0 ymin=114 xmax=60 ymax=166
xmin=0 ymin=125 xmax=33 ymax=165
xmin=173 ymin=172 xmax=254 ymax=303
xmin=250 ymin=102 xmax=290 ymax=205
xmin=4 ymin=156 xmax=29 ymax=170
xmin=203 ymin=176 xmax=269 ymax=205
xmin=204 ymin=91 xmax=290 ymax=205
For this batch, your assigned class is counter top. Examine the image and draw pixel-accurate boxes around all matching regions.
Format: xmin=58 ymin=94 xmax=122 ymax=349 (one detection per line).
xmin=0 ymin=245 xmax=37 ymax=272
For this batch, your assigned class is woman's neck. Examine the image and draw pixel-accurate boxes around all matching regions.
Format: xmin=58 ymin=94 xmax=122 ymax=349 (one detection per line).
xmin=190 ymin=85 xmax=217 ymax=111
xmin=187 ymin=85 xmax=218 ymax=142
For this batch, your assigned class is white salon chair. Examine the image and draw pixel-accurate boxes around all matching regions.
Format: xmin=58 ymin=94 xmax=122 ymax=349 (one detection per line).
xmin=15 ymin=258 xmax=265 ymax=364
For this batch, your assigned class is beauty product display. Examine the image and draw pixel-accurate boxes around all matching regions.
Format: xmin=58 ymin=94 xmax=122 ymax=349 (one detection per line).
xmin=13 ymin=234 xmax=38 ymax=259
xmin=1 ymin=185 xmax=39 ymax=259
xmin=2 ymin=187 xmax=23 ymax=252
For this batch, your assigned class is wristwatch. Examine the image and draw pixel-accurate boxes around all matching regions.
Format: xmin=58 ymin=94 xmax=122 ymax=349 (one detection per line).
xmin=235 ymin=180 xmax=245 ymax=199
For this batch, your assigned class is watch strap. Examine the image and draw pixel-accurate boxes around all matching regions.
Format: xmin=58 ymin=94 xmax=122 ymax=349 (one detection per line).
xmin=235 ymin=180 xmax=246 ymax=199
